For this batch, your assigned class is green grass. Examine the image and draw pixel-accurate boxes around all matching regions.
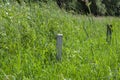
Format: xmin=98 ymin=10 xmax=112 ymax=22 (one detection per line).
xmin=0 ymin=2 xmax=120 ymax=80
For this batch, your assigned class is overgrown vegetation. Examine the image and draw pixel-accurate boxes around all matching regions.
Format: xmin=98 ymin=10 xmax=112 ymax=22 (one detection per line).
xmin=0 ymin=1 xmax=120 ymax=80
xmin=56 ymin=0 xmax=120 ymax=16
xmin=1 ymin=0 xmax=120 ymax=16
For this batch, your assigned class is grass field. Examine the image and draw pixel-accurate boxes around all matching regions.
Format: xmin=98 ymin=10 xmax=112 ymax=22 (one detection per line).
xmin=0 ymin=2 xmax=120 ymax=80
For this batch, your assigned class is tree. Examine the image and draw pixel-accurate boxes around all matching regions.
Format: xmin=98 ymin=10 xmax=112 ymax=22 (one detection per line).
xmin=102 ymin=0 xmax=120 ymax=16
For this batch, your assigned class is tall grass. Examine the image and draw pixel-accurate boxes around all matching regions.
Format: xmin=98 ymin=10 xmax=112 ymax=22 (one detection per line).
xmin=0 ymin=1 xmax=120 ymax=80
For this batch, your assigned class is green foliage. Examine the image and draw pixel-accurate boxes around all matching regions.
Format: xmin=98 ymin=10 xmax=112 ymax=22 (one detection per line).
xmin=0 ymin=2 xmax=120 ymax=80
xmin=89 ymin=0 xmax=106 ymax=15
xmin=103 ymin=0 xmax=120 ymax=16
xmin=1 ymin=0 xmax=120 ymax=16
xmin=56 ymin=0 xmax=120 ymax=16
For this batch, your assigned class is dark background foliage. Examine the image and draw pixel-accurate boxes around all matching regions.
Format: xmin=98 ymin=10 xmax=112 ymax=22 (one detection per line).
xmin=1 ymin=0 xmax=120 ymax=16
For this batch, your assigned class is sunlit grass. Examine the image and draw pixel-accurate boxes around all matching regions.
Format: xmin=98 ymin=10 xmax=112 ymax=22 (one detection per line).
xmin=0 ymin=2 xmax=120 ymax=80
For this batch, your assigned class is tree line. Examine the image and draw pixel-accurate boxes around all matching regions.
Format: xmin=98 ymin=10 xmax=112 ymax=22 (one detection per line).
xmin=56 ymin=0 xmax=120 ymax=16
xmin=1 ymin=0 xmax=120 ymax=16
